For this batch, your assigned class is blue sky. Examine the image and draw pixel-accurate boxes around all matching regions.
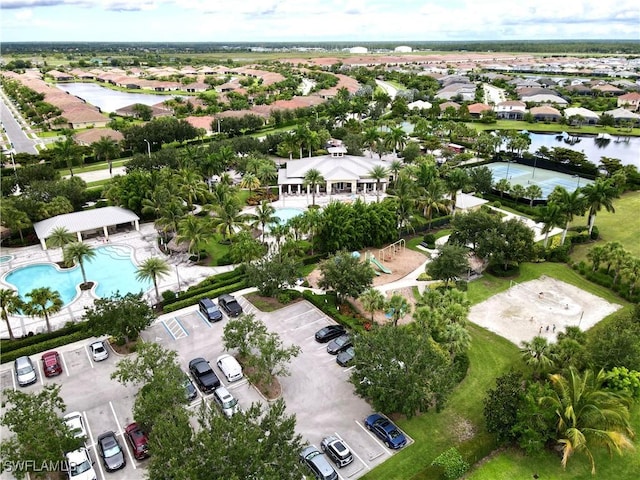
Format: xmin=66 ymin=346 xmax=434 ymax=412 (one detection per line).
xmin=1 ymin=0 xmax=639 ymax=43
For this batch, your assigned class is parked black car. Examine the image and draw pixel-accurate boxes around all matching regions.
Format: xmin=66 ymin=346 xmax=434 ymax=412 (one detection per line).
xmin=97 ymin=431 xmax=126 ymax=471
xmin=315 ymin=325 xmax=346 ymax=343
xmin=336 ymin=346 xmax=355 ymax=367
xmin=188 ymin=358 xmax=220 ymax=394
xmin=218 ymin=294 xmax=243 ymax=317
xmin=327 ymin=334 xmax=352 ymax=355
xmin=198 ymin=298 xmax=223 ymax=322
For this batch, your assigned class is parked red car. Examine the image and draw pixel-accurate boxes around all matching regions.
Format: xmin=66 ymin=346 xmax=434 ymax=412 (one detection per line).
xmin=41 ymin=351 xmax=63 ymax=377
xmin=124 ymin=423 xmax=149 ymax=460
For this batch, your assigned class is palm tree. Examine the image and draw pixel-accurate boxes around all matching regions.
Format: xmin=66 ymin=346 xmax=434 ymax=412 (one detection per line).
xmin=494 ymin=178 xmax=511 ymax=198
xmin=301 ymin=207 xmax=322 ymax=255
xmin=384 ymin=126 xmax=407 ymax=156
xmin=136 ymin=257 xmax=171 ymax=302
xmin=538 ymin=203 xmax=566 ymax=247
xmin=520 ymin=336 xmax=554 ymax=376
xmin=0 ymin=289 xmax=24 ymax=340
xmin=581 ymin=178 xmax=619 ymax=235
xmin=540 ymin=367 xmax=634 ymax=474
xmin=442 ymin=322 xmax=471 ymax=359
xmin=24 ymin=287 xmax=63 ymax=333
xmin=359 ymin=288 xmax=386 ymax=322
xmin=387 ymin=293 xmax=411 ymax=327
xmin=176 ymin=215 xmax=210 ymax=260
xmin=368 ymin=165 xmax=388 ymax=202
xmin=256 ymin=161 xmax=278 ymax=193
xmin=177 ymin=168 xmax=208 ymax=212
xmin=92 ymin=136 xmax=120 ymax=176
xmin=46 ymin=226 xmax=76 ymax=251
xmin=54 ymin=135 xmax=82 ymax=177
xmin=548 ymin=187 xmax=586 ymax=245
xmin=363 ymin=126 xmax=382 ymax=158
xmin=212 ymin=198 xmax=249 ymax=242
xmin=419 ymin=179 xmax=449 ymax=230
xmin=388 ymin=160 xmax=404 ymax=187
xmin=444 ymin=168 xmax=469 ymax=214
xmin=63 ymin=242 xmax=96 ymax=287
xmin=303 ymin=168 xmax=325 ymax=206
xmin=525 ymin=184 xmax=543 ymax=207
xmin=239 ymin=172 xmax=260 ymax=195
xmin=622 ymin=257 xmax=640 ymax=295
xmin=252 ymin=200 xmax=278 ymax=242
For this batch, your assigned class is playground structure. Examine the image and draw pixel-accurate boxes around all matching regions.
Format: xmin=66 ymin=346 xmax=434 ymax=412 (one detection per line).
xmin=378 ymin=239 xmax=405 ymax=263
xmin=368 ymin=253 xmax=391 ymax=274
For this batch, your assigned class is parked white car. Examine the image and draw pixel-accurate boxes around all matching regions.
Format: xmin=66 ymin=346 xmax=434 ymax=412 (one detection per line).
xmin=89 ymin=341 xmax=109 ymax=362
xmin=213 ymin=387 xmax=240 ymax=418
xmin=66 ymin=447 xmax=97 ymax=480
xmin=64 ymin=412 xmax=87 ymax=440
xmin=216 ymin=354 xmax=243 ymax=382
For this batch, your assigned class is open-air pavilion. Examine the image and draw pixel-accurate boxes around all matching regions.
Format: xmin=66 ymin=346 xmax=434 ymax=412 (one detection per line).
xmin=33 ymin=206 xmax=140 ymax=250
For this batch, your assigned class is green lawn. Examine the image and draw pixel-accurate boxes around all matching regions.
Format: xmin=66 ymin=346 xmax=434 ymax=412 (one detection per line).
xmin=467 ymin=120 xmax=640 ymax=136
xmin=362 ymin=261 xmax=632 ymax=480
xmin=570 ymin=191 xmax=640 ymax=261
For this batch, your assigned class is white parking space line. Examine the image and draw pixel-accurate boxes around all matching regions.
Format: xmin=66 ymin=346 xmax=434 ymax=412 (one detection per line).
xmin=84 ymin=414 xmax=107 ymax=480
xmin=84 ymin=345 xmax=95 ymax=369
xmin=161 ymin=317 xmax=189 ymax=340
xmin=11 ymin=368 xmax=16 ymax=390
xmin=226 ymin=379 xmax=249 ymax=390
xmin=343 ymin=365 xmax=356 ymax=373
xmin=111 ymin=401 xmax=136 ymax=470
xmin=60 ymin=352 xmax=70 ymax=377
xmin=36 ymin=360 xmax=44 ymax=386
xmin=196 ymin=312 xmax=212 ymax=328
xmin=291 ymin=316 xmax=325 ymax=330
xmin=355 ymin=421 xmax=390 ymax=458
xmin=335 ymin=432 xmax=369 ymax=472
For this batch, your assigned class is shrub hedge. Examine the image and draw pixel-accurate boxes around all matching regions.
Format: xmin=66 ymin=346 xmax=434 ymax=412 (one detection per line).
xmin=1 ymin=330 xmax=93 ymax=364
xmin=301 ymin=291 xmax=365 ymax=332
xmin=162 ymin=280 xmax=248 ymax=313
xmin=1 ymin=322 xmax=87 ymax=354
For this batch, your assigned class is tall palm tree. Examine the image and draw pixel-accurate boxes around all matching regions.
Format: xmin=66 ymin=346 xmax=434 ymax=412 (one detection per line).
xmin=540 ymin=367 xmax=634 ymax=474
xmin=388 ymin=160 xmax=404 ymax=187
xmin=387 ymin=293 xmax=411 ymax=327
xmin=239 ymin=172 xmax=260 ymax=195
xmin=368 ymin=165 xmax=388 ymax=202
xmin=54 ymin=135 xmax=82 ymax=177
xmin=525 ymin=184 xmax=543 ymax=207
xmin=256 ymin=161 xmax=278 ymax=193
xmin=303 ymin=168 xmax=325 ymax=206
xmin=581 ymin=178 xmax=619 ymax=235
xmin=0 ymin=289 xmax=24 ymax=340
xmin=252 ymin=201 xmax=278 ymax=242
xmin=548 ymin=187 xmax=586 ymax=245
xmin=63 ymin=242 xmax=96 ymax=287
xmin=176 ymin=215 xmax=210 ymax=260
xmin=384 ymin=126 xmax=407 ymax=156
xmin=419 ymin=179 xmax=449 ymax=230
xmin=494 ymin=178 xmax=511 ymax=198
xmin=92 ymin=136 xmax=121 ymax=176
xmin=359 ymin=288 xmax=386 ymax=322
xmin=538 ymin=203 xmax=566 ymax=247
xmin=136 ymin=257 xmax=171 ymax=302
xmin=177 ymin=168 xmax=208 ymax=212
xmin=24 ymin=287 xmax=63 ymax=333
xmin=444 ymin=168 xmax=469 ymax=214
xmin=46 ymin=226 xmax=76 ymax=251
xmin=363 ymin=126 xmax=382 ymax=158
xmin=301 ymin=207 xmax=323 ymax=255
xmin=520 ymin=336 xmax=554 ymax=376
xmin=212 ymin=198 xmax=249 ymax=242
xmin=442 ymin=322 xmax=471 ymax=359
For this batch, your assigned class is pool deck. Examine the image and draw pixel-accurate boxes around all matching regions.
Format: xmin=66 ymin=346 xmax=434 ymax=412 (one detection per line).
xmin=0 ymin=223 xmax=233 ymax=338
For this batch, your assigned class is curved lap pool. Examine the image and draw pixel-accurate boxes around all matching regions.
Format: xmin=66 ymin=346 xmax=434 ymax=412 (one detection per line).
xmin=4 ymin=246 xmax=151 ymax=308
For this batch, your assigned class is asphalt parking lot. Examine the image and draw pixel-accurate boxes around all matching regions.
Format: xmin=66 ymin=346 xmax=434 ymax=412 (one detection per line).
xmin=1 ymin=296 xmax=410 ymax=480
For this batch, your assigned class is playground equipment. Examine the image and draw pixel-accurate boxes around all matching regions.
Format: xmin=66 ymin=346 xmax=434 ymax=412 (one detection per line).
xmin=379 ymin=239 xmax=405 ymax=263
xmin=367 ymin=253 xmax=392 ymax=274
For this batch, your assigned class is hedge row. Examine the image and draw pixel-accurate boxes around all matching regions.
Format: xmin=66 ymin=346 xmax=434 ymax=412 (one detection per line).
xmin=1 ymin=330 xmax=93 ymax=365
xmin=1 ymin=322 xmax=87 ymax=354
xmin=162 ymin=280 xmax=248 ymax=313
xmin=162 ymin=272 xmax=247 ymax=307
xmin=302 ymin=291 xmax=365 ymax=333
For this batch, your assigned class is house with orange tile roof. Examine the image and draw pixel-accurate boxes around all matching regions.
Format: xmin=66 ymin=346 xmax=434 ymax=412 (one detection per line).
xmin=184 ymin=116 xmax=217 ymax=135
xmin=618 ymin=92 xmax=640 ymax=111
xmin=74 ymin=128 xmax=124 ymax=146
xmin=530 ymin=105 xmax=562 ymax=122
xmin=61 ymin=106 xmax=109 ymax=129
xmin=467 ymin=103 xmax=493 ymax=118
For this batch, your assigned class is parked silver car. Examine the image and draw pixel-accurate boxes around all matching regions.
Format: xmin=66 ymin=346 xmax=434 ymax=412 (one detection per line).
xmin=14 ymin=355 xmax=37 ymax=387
xmin=300 ymin=445 xmax=338 ymax=480
xmin=213 ymin=386 xmax=240 ymax=418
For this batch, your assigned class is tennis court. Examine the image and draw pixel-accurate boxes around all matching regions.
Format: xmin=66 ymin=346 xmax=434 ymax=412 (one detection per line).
xmin=486 ymin=162 xmax=593 ymax=199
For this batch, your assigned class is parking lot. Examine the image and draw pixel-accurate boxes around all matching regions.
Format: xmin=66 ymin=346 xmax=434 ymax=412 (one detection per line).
xmin=1 ymin=296 xmax=410 ymax=480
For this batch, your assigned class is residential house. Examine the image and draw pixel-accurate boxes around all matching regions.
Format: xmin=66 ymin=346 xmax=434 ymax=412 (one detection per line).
xmin=605 ymin=107 xmax=640 ymax=126
xmin=184 ymin=116 xmax=217 ymax=135
xmin=618 ymin=92 xmax=640 ymax=111
xmin=114 ymin=103 xmax=172 ymax=119
xmin=591 ymin=83 xmax=624 ymax=96
xmin=61 ymin=107 xmax=109 ymax=129
xmin=530 ymin=105 xmax=562 ymax=122
xmin=564 ymin=107 xmax=600 ymax=125
xmin=74 ymin=128 xmax=124 ymax=146
xmin=435 ymin=82 xmax=476 ymax=101
xmin=47 ymin=70 xmax=73 ymax=82
xmin=407 ymin=100 xmax=432 ymax=111
xmin=467 ymin=103 xmax=493 ymax=118
xmin=185 ymin=82 xmax=209 ymax=93
xmin=494 ymin=100 xmax=527 ymax=120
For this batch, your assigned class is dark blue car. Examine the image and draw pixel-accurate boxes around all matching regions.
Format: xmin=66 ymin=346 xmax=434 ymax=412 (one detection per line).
xmin=364 ymin=413 xmax=407 ymax=449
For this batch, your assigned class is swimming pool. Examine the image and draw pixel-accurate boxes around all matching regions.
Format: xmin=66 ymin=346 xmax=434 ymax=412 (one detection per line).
xmin=3 ymin=246 xmax=151 ymax=308
xmin=273 ymin=208 xmax=304 ymax=224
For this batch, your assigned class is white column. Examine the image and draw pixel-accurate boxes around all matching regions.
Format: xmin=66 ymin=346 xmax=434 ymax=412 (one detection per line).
xmin=288 ymin=185 xmax=292 ymax=194
xmin=76 ymin=232 xmax=83 ymax=242
xmin=351 ymin=181 xmax=357 ymax=193
xmin=134 ymin=220 xmax=140 ymax=231
xmin=41 ymin=238 xmax=48 ymax=250
xmin=103 ymin=226 xmax=109 ymax=240
xmin=382 ymin=182 xmax=387 ymax=192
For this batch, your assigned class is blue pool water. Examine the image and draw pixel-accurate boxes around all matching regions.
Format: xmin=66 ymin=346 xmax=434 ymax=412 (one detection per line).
xmin=273 ymin=208 xmax=304 ymax=224
xmin=4 ymin=246 xmax=151 ymax=307
xmin=0 ymin=255 xmax=13 ymax=263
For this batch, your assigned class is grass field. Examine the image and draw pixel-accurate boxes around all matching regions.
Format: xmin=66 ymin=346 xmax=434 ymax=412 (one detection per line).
xmin=467 ymin=120 xmax=640 ymax=136
xmin=362 ymin=259 xmax=634 ymax=480
xmin=570 ymin=191 xmax=640 ymax=260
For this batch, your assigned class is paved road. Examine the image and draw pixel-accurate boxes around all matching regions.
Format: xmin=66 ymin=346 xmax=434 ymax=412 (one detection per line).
xmin=0 ymin=93 xmax=40 ymax=155
xmin=375 ymin=79 xmax=398 ymax=100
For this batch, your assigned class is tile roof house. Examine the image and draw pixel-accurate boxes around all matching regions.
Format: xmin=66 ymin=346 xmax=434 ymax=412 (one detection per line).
xmin=519 ymin=91 xmax=568 ymax=105
xmin=114 ymin=103 xmax=172 ymax=119
xmin=184 ymin=116 xmax=216 ymax=135
xmin=530 ymin=105 xmax=562 ymax=122
xmin=439 ymin=101 xmax=461 ymax=112
xmin=564 ymin=107 xmax=600 ymax=125
xmin=591 ymin=83 xmax=625 ymax=96
xmin=74 ymin=128 xmax=124 ymax=146
xmin=494 ymin=100 xmax=527 ymax=120
xmin=605 ymin=107 xmax=640 ymax=125
xmin=618 ymin=92 xmax=640 ymax=111
xmin=47 ymin=69 xmax=73 ymax=81
xmin=435 ymin=83 xmax=476 ymax=101
xmin=467 ymin=103 xmax=493 ymax=117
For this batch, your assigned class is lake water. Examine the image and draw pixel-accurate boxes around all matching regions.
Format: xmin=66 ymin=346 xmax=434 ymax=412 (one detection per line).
xmin=524 ymin=132 xmax=639 ymax=169
xmin=56 ymin=82 xmax=177 ymax=113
